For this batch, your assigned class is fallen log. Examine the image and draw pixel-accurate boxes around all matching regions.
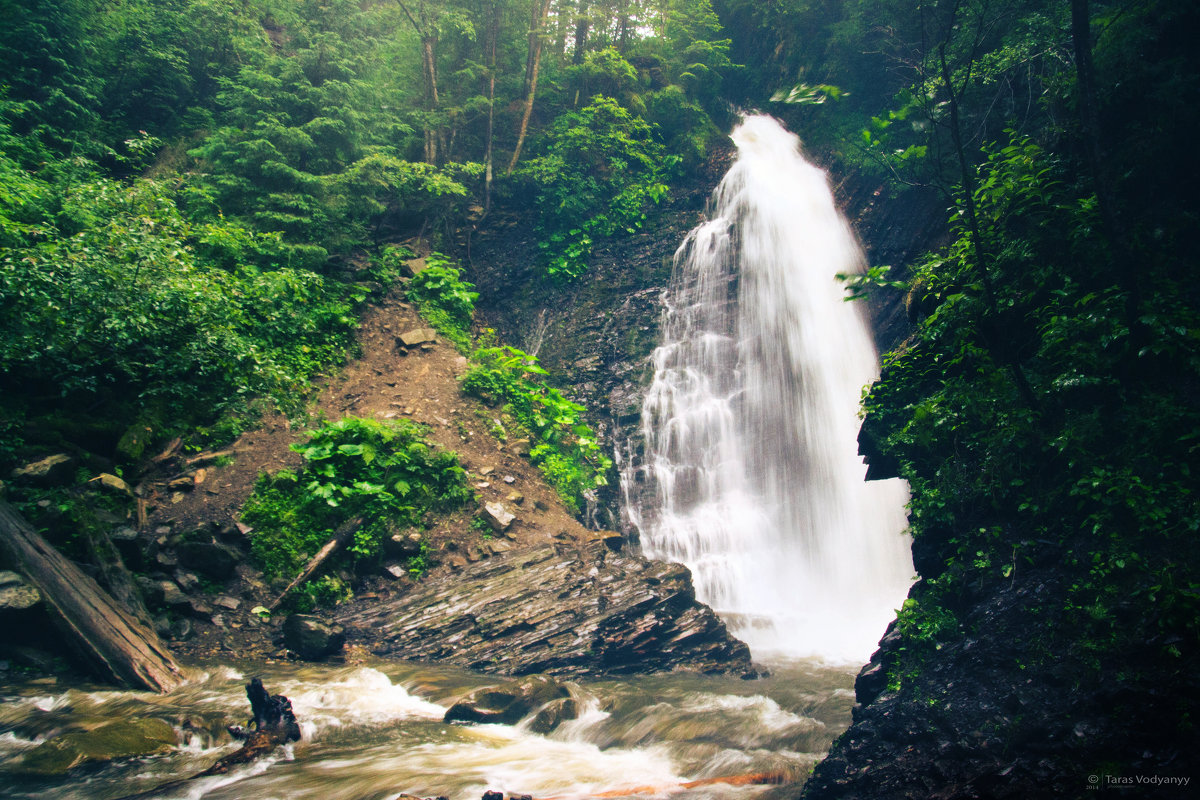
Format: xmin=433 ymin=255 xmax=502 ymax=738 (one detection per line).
xmin=207 ymin=677 xmax=302 ymax=773
xmin=184 ymin=448 xmax=236 ymax=467
xmin=268 ymin=516 xmax=362 ymax=612
xmin=147 ymin=436 xmax=183 ymax=468
xmin=0 ymin=500 xmax=183 ymax=693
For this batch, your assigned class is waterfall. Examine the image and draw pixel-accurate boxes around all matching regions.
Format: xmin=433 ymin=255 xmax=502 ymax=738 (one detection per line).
xmin=622 ymin=115 xmax=914 ymax=663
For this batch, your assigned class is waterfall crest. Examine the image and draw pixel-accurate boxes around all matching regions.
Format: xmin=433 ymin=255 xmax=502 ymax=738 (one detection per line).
xmin=622 ymin=115 xmax=913 ymax=663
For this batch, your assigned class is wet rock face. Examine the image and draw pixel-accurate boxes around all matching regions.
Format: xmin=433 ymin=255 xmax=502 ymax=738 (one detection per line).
xmin=800 ymin=566 xmax=1200 ymax=800
xmin=470 ymin=156 xmax=718 ymax=530
xmin=336 ymin=539 xmax=752 ymax=677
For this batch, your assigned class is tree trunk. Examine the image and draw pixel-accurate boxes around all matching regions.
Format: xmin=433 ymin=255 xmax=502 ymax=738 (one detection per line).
xmin=484 ymin=0 xmax=500 ymax=212
xmin=507 ymin=0 xmax=553 ymax=174
xmin=617 ymin=0 xmax=631 ymax=52
xmin=421 ymin=33 xmax=441 ymax=163
xmin=396 ymin=0 xmax=442 ymax=164
xmin=82 ymin=524 xmax=152 ymax=628
xmin=0 ymin=500 xmax=183 ymax=693
xmin=1070 ymin=0 xmax=1139 ymax=348
xmin=573 ymin=0 xmax=590 ymax=64
xmin=938 ymin=43 xmax=1039 ymax=411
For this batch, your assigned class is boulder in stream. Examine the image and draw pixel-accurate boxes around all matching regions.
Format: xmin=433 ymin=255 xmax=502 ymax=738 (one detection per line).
xmin=283 ymin=614 xmax=346 ymax=661
xmin=444 ymin=674 xmax=574 ymax=727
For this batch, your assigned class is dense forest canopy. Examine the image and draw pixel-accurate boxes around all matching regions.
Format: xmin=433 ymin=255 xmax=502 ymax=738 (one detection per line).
xmin=0 ymin=0 xmax=742 ymax=442
xmin=1 ymin=1 xmax=1198 ymax=758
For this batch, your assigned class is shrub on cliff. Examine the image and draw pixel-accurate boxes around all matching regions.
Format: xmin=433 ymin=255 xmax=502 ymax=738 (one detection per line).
xmin=461 ymin=346 xmax=611 ymax=513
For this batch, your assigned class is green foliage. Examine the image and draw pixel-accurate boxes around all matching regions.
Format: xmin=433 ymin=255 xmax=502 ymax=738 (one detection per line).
xmin=837 ymin=265 xmax=907 ymax=301
xmin=461 ymin=346 xmax=611 ymax=513
xmin=368 ymin=243 xmax=417 ymax=285
xmin=862 ymin=120 xmax=1200 ymax=685
xmin=522 ymin=96 xmax=677 ymax=281
xmin=243 ymin=417 xmax=473 ymax=585
xmin=0 ymin=175 xmax=359 ymax=422
xmin=404 ymin=539 xmax=432 ymax=579
xmin=334 ymin=155 xmax=480 ymax=245
xmin=770 ymin=83 xmax=846 ymax=106
xmin=896 ymin=596 xmax=957 ymax=645
xmin=292 ymin=575 xmax=352 ymax=613
xmin=405 ymin=253 xmax=479 ymax=352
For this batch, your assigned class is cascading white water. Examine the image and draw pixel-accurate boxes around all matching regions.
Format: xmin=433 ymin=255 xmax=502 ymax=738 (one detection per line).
xmin=623 ymin=114 xmax=914 ymax=663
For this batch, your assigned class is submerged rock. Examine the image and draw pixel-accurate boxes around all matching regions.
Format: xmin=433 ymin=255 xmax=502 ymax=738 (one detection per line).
xmin=444 ymin=675 xmax=574 ymax=727
xmin=13 ymin=717 xmax=177 ymax=775
xmin=337 ymin=540 xmax=752 ymax=677
xmin=527 ymin=696 xmax=579 ymax=734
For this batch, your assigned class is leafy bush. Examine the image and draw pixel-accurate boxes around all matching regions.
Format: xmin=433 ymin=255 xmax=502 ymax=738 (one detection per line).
xmin=405 ymin=253 xmax=478 ymax=351
xmin=243 ymin=418 xmax=473 ymax=593
xmin=522 ymin=96 xmax=677 ymax=281
xmin=461 ymin=346 xmax=611 ymax=512
xmin=368 ymin=243 xmax=417 ymax=285
xmin=0 ymin=176 xmax=360 ymax=425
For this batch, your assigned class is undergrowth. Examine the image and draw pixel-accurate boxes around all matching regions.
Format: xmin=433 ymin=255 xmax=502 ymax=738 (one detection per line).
xmin=405 ymin=252 xmax=478 ymax=352
xmin=242 ymin=417 xmax=473 ymax=606
xmin=461 ymin=345 xmax=611 ymax=513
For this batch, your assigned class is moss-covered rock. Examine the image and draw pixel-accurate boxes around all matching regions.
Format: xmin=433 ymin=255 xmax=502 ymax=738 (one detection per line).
xmin=13 ymin=717 xmax=177 ymax=776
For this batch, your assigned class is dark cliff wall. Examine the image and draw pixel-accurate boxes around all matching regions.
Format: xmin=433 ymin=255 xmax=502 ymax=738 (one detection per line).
xmin=469 ymin=148 xmax=733 ymax=529
xmin=799 ymin=560 xmax=1200 ymax=800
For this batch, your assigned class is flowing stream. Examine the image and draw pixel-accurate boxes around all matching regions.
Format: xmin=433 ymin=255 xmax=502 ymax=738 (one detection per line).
xmin=0 ymin=659 xmax=855 ymax=799
xmin=622 ymin=114 xmax=914 ymax=663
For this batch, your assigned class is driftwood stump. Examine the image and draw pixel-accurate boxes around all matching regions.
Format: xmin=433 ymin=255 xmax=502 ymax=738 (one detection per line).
xmin=204 ymin=677 xmax=302 ymax=774
xmin=115 ymin=677 xmax=302 ymax=800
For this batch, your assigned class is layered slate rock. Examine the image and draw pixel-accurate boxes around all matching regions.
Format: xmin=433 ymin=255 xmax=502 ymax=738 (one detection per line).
xmin=336 ymin=539 xmax=752 ymax=677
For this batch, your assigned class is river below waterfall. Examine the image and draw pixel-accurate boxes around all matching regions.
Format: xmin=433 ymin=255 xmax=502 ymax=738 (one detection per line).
xmin=0 ymin=657 xmax=855 ymax=800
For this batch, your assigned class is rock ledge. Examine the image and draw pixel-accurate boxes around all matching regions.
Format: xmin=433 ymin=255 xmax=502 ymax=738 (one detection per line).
xmin=336 ymin=539 xmax=753 ymax=677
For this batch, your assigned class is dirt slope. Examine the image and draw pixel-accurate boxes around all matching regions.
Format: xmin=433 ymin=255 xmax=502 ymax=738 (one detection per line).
xmin=146 ymin=287 xmax=596 ymax=660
